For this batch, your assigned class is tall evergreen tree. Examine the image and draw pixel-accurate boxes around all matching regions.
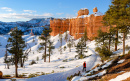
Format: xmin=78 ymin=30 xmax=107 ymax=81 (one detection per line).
xmin=103 ymin=0 xmax=130 ymax=54
xmin=83 ymin=28 xmax=88 ymax=46
xmin=7 ymin=27 xmax=25 ymax=77
xmin=4 ymin=45 xmax=10 ymax=69
xmin=39 ymin=27 xmax=52 ymax=62
xmin=47 ymin=40 xmax=55 ymax=62
xmin=95 ymin=29 xmax=108 ymax=46
xmin=67 ymin=38 xmax=72 ymax=52
xmin=75 ymin=37 xmax=87 ymax=59
xmin=59 ymin=28 xmax=63 ymax=54
xmin=64 ymin=30 xmax=68 ymax=42
xmin=106 ymin=27 xmax=116 ymax=51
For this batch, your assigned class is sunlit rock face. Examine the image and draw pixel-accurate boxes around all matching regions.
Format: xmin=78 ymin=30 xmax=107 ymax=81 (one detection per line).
xmin=50 ymin=7 xmax=109 ymax=40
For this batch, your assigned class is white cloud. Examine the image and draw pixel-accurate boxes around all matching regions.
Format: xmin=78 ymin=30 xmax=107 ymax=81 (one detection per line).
xmin=1 ymin=7 xmax=13 ymax=12
xmin=0 ymin=13 xmax=54 ymax=22
xmin=43 ymin=13 xmax=54 ymax=17
xmin=23 ymin=10 xmax=36 ymax=13
xmin=66 ymin=14 xmax=76 ymax=18
xmin=56 ymin=13 xmax=64 ymax=15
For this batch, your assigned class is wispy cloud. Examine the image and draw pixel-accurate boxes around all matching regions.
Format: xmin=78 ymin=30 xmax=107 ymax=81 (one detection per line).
xmin=56 ymin=13 xmax=64 ymax=15
xmin=1 ymin=7 xmax=13 ymax=12
xmin=23 ymin=10 xmax=36 ymax=13
xmin=0 ymin=13 xmax=54 ymax=20
xmin=66 ymin=13 xmax=76 ymax=18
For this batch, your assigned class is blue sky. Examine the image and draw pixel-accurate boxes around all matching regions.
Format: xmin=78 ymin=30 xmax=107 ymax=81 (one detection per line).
xmin=0 ymin=0 xmax=111 ymax=22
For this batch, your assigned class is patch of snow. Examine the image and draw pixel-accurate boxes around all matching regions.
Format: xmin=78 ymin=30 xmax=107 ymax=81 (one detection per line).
xmin=94 ymin=12 xmax=103 ymax=16
xmin=109 ymin=72 xmax=130 ymax=81
xmin=117 ymin=59 xmax=125 ymax=64
xmin=101 ymin=60 xmax=113 ymax=69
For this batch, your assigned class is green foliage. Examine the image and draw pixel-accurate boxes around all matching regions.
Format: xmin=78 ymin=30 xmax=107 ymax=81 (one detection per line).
xmin=63 ymin=59 xmax=68 ymax=62
xmin=41 ymin=72 xmax=46 ymax=75
xmin=128 ymin=50 xmax=130 ymax=54
xmin=64 ymin=31 xmax=68 ymax=42
xmin=67 ymin=38 xmax=72 ymax=52
xmin=39 ymin=27 xmax=52 ymax=61
xmin=10 ymin=79 xmax=16 ymax=81
xmin=95 ymin=46 xmax=113 ymax=62
xmin=29 ymin=60 xmax=36 ymax=65
xmin=28 ymin=74 xmax=36 ymax=78
xmin=67 ymin=75 xmax=74 ymax=81
xmin=18 ymin=74 xmax=26 ymax=78
xmin=75 ymin=37 xmax=87 ymax=59
xmin=7 ymin=27 xmax=26 ymax=77
xmin=47 ymin=40 xmax=55 ymax=62
xmin=3 ymin=75 xmax=11 ymax=77
xmin=64 ymin=46 xmax=66 ymax=51
xmin=103 ymin=0 xmax=130 ymax=54
xmin=95 ymin=29 xmax=108 ymax=46
xmin=51 ymin=70 xmax=54 ymax=73
xmin=36 ymin=56 xmax=39 ymax=61
xmin=60 ymin=66 xmax=65 ymax=68
xmin=125 ymin=45 xmax=130 ymax=50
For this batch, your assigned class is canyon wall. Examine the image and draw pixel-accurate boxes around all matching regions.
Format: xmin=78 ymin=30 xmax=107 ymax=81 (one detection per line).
xmin=50 ymin=7 xmax=109 ymax=40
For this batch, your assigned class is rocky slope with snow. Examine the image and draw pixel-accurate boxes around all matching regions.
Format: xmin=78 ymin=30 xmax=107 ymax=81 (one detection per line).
xmin=0 ymin=18 xmax=53 ymax=35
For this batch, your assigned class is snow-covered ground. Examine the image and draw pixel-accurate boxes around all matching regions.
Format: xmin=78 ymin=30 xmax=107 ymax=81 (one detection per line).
xmin=0 ymin=32 xmax=130 ymax=81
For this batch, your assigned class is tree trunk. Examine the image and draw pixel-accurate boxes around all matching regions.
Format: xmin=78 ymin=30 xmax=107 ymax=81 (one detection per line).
xmin=123 ymin=33 xmax=125 ymax=55
xmin=49 ymin=51 xmax=50 ymax=63
xmin=7 ymin=63 xmax=9 ymax=69
xmin=44 ymin=38 xmax=47 ymax=62
xmin=69 ymin=48 xmax=71 ymax=52
xmin=15 ymin=56 xmax=18 ymax=77
xmin=20 ymin=58 xmax=23 ymax=67
xmin=5 ymin=64 xmax=6 ymax=69
xmin=115 ymin=30 xmax=118 ymax=51
xmin=108 ymin=35 xmax=111 ymax=51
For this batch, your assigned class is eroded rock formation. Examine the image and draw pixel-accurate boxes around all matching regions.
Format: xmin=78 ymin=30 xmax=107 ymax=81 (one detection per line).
xmin=50 ymin=7 xmax=109 ymax=40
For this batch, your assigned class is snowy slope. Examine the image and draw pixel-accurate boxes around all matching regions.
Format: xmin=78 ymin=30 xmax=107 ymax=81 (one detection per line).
xmin=0 ymin=32 xmax=130 ymax=81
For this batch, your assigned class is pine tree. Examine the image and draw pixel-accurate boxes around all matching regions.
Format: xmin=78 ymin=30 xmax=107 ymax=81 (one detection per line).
xmin=75 ymin=37 xmax=87 ymax=59
xmin=64 ymin=30 xmax=68 ymax=42
xmin=95 ymin=29 xmax=108 ymax=46
xmin=106 ymin=27 xmax=116 ymax=51
xmin=4 ymin=45 xmax=10 ymax=69
xmin=7 ymin=27 xmax=25 ymax=77
xmin=39 ymin=27 xmax=52 ymax=62
xmin=67 ymin=38 xmax=72 ymax=52
xmin=83 ymin=28 xmax=88 ymax=46
xmin=59 ymin=31 xmax=63 ymax=54
xmin=103 ymin=0 xmax=130 ymax=54
xmin=47 ymin=40 xmax=55 ymax=62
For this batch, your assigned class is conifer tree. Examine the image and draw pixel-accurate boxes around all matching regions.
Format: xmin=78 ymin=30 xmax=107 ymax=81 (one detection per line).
xmin=39 ymin=27 xmax=52 ymax=62
xmin=59 ymin=28 xmax=62 ymax=54
xmin=75 ymin=37 xmax=87 ymax=59
xmin=95 ymin=29 xmax=108 ymax=46
xmin=64 ymin=30 xmax=68 ymax=42
xmin=4 ymin=45 xmax=10 ymax=69
xmin=83 ymin=29 xmax=88 ymax=46
xmin=103 ymin=0 xmax=130 ymax=54
xmin=47 ymin=40 xmax=55 ymax=62
xmin=7 ymin=27 xmax=25 ymax=77
xmin=106 ymin=27 xmax=116 ymax=51
xmin=67 ymin=38 xmax=72 ymax=52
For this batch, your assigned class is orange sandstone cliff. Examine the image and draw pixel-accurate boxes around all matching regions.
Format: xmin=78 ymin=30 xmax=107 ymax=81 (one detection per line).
xmin=50 ymin=7 xmax=109 ymax=40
